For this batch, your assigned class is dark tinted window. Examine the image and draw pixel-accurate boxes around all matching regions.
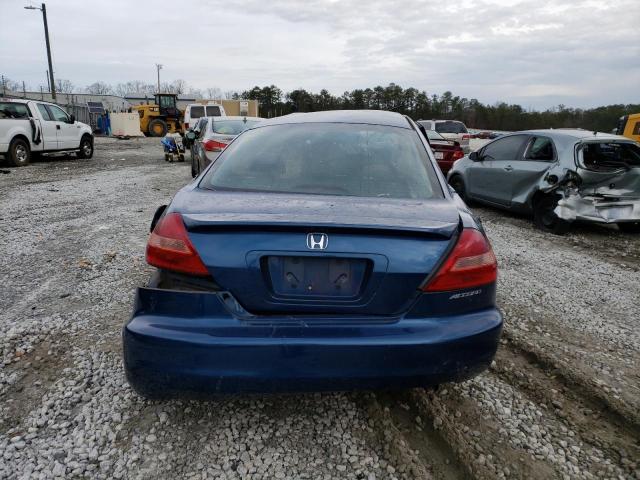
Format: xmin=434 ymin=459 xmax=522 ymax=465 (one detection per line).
xmin=189 ymin=106 xmax=205 ymax=119
xmin=525 ymin=137 xmax=555 ymax=161
xmin=206 ymin=106 xmax=222 ymax=116
xmin=202 ymin=123 xmax=442 ymax=200
xmin=482 ymin=135 xmax=528 ymax=160
xmin=0 ymin=102 xmax=30 ymax=119
xmin=435 ymin=121 xmax=467 ymax=134
xmin=633 ymin=121 xmax=640 ymax=136
xmin=211 ymin=119 xmax=260 ymax=135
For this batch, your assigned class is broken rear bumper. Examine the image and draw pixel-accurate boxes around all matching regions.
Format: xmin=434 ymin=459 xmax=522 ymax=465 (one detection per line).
xmin=555 ymin=195 xmax=640 ymax=224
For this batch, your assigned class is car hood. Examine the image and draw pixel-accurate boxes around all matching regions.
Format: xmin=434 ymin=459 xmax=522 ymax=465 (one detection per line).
xmin=170 ymin=188 xmax=461 ymax=238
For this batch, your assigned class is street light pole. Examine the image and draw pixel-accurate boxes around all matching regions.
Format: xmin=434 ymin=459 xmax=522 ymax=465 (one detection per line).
xmin=25 ymin=3 xmax=56 ymax=101
xmin=156 ymin=64 xmax=163 ymax=93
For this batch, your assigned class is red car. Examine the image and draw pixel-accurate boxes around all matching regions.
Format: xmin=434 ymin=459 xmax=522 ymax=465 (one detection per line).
xmin=424 ymin=130 xmax=465 ymax=174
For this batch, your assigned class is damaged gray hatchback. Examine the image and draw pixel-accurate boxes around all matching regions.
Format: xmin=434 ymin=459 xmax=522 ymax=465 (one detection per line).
xmin=447 ymin=130 xmax=640 ymax=234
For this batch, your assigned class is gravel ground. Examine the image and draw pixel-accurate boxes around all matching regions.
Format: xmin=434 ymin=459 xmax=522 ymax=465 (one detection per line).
xmin=0 ymin=137 xmax=638 ymax=479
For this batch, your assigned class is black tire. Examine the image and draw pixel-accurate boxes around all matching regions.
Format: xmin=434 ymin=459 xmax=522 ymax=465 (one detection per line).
xmin=533 ymin=195 xmax=570 ymax=235
xmin=148 ymin=119 xmax=168 ymax=137
xmin=449 ymin=175 xmax=470 ymax=203
xmin=77 ymin=135 xmax=93 ymax=159
xmin=618 ymin=222 xmax=640 ymax=234
xmin=178 ymin=154 xmax=185 ymax=162
xmin=164 ymin=153 xmax=170 ymax=162
xmin=8 ymin=138 xmax=31 ymax=167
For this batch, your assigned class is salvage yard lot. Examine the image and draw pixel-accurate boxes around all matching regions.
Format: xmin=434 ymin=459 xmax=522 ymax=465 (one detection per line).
xmin=1 ymin=137 xmax=638 ymax=479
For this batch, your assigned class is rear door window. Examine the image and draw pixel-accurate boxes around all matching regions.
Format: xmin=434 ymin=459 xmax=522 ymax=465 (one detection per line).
xmin=482 ymin=135 xmax=528 ymax=160
xmin=0 ymin=102 xmax=30 ymax=119
xmin=206 ymin=106 xmax=222 ymax=116
xmin=189 ymin=106 xmax=205 ymax=119
xmin=525 ymin=137 xmax=555 ymax=161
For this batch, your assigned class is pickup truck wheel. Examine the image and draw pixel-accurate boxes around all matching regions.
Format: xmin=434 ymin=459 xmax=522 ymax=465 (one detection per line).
xmin=9 ymin=138 xmax=31 ymax=167
xmin=533 ymin=195 xmax=570 ymax=235
xmin=148 ymin=119 xmax=168 ymax=137
xmin=77 ymin=135 xmax=94 ymax=159
xmin=618 ymin=222 xmax=640 ymax=234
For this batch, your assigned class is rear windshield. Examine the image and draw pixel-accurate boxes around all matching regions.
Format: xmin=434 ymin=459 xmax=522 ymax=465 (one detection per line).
xmin=579 ymin=142 xmax=640 ymax=172
xmin=0 ymin=102 xmax=30 ymax=119
xmin=189 ymin=106 xmax=205 ymax=119
xmin=435 ymin=121 xmax=468 ymax=134
xmin=206 ymin=106 xmax=222 ymax=116
xmin=201 ymin=123 xmax=442 ymax=200
xmin=211 ymin=119 xmax=260 ymax=135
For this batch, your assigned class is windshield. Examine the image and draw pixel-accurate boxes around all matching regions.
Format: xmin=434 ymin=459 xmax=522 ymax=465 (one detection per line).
xmin=435 ymin=121 xmax=468 ymax=134
xmin=201 ymin=123 xmax=442 ymax=199
xmin=212 ymin=119 xmax=260 ymax=135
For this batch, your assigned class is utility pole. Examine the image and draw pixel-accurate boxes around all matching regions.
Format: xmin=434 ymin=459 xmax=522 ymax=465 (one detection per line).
xmin=25 ymin=3 xmax=56 ymax=101
xmin=156 ymin=64 xmax=163 ymax=93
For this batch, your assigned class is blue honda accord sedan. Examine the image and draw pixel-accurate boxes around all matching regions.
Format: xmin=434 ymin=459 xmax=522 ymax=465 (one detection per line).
xmin=123 ymin=110 xmax=502 ymax=398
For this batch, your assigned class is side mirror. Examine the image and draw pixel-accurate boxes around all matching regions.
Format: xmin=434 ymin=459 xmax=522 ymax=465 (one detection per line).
xmin=186 ymin=131 xmax=196 ymax=140
xmin=68 ymin=114 xmax=76 ymax=124
xmin=469 ymin=151 xmax=481 ymax=161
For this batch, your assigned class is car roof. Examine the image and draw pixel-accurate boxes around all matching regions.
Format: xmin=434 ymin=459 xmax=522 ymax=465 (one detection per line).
xmin=521 ymin=129 xmax=626 ymax=141
xmin=255 ymin=110 xmax=411 ymax=129
xmin=210 ymin=116 xmax=262 ymax=121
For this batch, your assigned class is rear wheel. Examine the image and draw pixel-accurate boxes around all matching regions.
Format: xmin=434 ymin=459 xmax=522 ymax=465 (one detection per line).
xmin=618 ymin=222 xmax=640 ymax=234
xmin=77 ymin=135 xmax=93 ymax=159
xmin=8 ymin=138 xmax=30 ymax=167
xmin=148 ymin=119 xmax=168 ymax=137
xmin=533 ymin=195 xmax=570 ymax=235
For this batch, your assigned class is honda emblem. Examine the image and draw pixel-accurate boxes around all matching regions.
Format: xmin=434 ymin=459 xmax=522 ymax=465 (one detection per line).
xmin=306 ymin=233 xmax=328 ymax=250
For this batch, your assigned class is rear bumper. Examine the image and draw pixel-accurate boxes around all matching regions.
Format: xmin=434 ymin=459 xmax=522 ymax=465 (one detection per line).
xmin=556 ymin=195 xmax=640 ymax=223
xmin=123 ymin=288 xmax=502 ymax=397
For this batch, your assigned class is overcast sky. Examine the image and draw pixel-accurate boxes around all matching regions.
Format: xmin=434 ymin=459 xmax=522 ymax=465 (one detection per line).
xmin=1 ymin=0 xmax=638 ymax=109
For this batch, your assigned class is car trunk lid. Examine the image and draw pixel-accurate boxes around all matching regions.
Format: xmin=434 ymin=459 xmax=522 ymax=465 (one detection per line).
xmin=176 ymin=190 xmax=460 ymax=315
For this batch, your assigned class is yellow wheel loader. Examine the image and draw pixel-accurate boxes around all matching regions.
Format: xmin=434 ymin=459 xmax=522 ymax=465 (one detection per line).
xmin=133 ymin=94 xmax=183 ymax=137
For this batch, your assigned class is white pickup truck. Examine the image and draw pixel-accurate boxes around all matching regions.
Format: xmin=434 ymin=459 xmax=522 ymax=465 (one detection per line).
xmin=0 ymin=98 xmax=94 ymax=167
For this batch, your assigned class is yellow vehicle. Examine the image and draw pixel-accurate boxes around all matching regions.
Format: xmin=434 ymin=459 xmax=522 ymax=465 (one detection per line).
xmin=615 ymin=113 xmax=640 ymax=142
xmin=133 ymin=94 xmax=183 ymax=137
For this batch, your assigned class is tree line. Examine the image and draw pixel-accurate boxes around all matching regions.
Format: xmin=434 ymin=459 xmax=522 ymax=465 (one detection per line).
xmin=239 ymin=84 xmax=638 ymax=133
xmin=2 ymin=74 xmax=637 ymax=132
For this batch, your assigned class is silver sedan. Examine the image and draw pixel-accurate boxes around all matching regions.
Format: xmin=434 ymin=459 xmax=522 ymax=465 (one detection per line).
xmin=190 ymin=116 xmax=262 ymax=177
xmin=447 ymin=129 xmax=640 ymax=234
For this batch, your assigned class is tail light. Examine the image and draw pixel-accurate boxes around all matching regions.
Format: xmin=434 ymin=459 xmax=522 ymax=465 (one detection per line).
xmin=422 ymin=228 xmax=497 ymax=292
xmin=462 ymin=134 xmax=471 ymax=140
xmin=184 ymin=122 xmax=189 ymax=129
xmin=203 ymin=139 xmax=228 ymax=152
xmin=146 ymin=213 xmax=209 ymax=276
xmin=452 ymin=149 xmax=465 ymax=161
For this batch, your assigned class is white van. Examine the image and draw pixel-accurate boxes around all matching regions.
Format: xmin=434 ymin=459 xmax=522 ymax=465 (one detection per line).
xmin=183 ymin=103 xmax=226 ymax=130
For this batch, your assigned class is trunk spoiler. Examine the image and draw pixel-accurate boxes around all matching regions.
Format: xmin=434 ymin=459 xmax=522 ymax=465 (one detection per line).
xmin=182 ymin=213 xmax=460 ymax=239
